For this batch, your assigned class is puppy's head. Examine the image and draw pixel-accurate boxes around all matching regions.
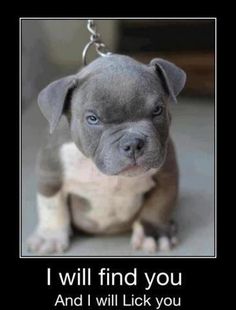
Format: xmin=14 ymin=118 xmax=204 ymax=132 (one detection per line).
xmin=38 ymin=54 xmax=186 ymax=176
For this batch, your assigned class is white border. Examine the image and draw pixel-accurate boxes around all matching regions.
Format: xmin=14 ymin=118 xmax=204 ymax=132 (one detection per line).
xmin=19 ymin=17 xmax=217 ymax=259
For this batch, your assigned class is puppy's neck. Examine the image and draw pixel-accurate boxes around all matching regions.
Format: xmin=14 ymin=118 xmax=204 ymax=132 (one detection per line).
xmin=60 ymin=142 xmax=158 ymax=185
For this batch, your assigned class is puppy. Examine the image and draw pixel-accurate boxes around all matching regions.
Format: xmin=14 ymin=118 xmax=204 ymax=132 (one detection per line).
xmin=27 ymin=54 xmax=186 ymax=254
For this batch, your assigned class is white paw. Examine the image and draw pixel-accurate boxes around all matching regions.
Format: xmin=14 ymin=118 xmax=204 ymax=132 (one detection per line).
xmin=158 ymin=236 xmax=172 ymax=251
xmin=27 ymin=228 xmax=70 ymax=254
xmin=131 ymin=232 xmax=157 ymax=253
xmin=131 ymin=222 xmax=145 ymax=250
xmin=142 ymin=237 xmax=158 ymax=252
xmin=131 ymin=222 xmax=178 ymax=253
xmin=131 ymin=222 xmax=157 ymax=253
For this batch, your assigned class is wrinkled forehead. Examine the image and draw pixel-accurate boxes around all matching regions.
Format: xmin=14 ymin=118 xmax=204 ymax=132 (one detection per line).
xmin=75 ymin=71 xmax=165 ymax=121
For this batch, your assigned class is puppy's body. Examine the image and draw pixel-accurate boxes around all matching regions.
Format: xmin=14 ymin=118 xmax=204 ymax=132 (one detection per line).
xmin=62 ymin=143 xmax=158 ymax=234
xmin=28 ymin=54 xmax=185 ymax=254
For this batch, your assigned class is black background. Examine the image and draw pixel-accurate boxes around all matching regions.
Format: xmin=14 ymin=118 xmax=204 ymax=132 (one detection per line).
xmin=18 ymin=258 xmax=221 ymax=309
xmin=10 ymin=12 xmax=227 ymax=310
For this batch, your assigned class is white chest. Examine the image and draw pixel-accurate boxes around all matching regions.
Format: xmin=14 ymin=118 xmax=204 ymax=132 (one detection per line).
xmin=60 ymin=142 xmax=157 ymax=232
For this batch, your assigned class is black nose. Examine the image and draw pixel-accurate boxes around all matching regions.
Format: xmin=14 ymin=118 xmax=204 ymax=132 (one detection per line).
xmin=120 ymin=137 xmax=145 ymax=158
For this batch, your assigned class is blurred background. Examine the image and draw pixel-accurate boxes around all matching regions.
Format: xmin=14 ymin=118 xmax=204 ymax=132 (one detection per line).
xmin=22 ymin=19 xmax=215 ymax=256
xmin=22 ymin=19 xmax=214 ymax=108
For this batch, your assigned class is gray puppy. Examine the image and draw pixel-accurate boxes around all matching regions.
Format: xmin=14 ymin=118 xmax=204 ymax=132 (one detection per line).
xmin=27 ymin=54 xmax=186 ymax=254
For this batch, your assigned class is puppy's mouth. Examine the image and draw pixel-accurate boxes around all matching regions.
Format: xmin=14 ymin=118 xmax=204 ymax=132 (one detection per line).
xmin=118 ymin=164 xmax=149 ymax=177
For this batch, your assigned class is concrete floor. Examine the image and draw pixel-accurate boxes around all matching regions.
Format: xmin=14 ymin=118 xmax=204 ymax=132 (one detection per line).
xmin=21 ymin=97 xmax=215 ymax=257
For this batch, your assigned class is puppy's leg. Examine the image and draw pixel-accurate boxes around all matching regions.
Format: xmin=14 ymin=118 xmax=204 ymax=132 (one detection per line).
xmin=27 ymin=191 xmax=70 ymax=254
xmin=27 ymin=147 xmax=71 ymax=254
xmin=131 ymin=139 xmax=178 ymax=253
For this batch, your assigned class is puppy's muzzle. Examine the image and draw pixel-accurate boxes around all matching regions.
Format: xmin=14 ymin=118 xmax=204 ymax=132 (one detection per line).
xmin=119 ymin=134 xmax=146 ymax=159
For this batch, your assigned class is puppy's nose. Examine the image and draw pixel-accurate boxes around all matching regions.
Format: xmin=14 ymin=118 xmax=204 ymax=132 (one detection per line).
xmin=120 ymin=137 xmax=145 ymax=158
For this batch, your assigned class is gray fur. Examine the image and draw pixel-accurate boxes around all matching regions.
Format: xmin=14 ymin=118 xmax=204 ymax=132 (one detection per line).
xmin=37 ymin=54 xmax=186 ymax=181
xmin=38 ymin=75 xmax=77 ymax=133
xmin=149 ymin=58 xmax=186 ymax=103
xmin=30 ymin=54 xmax=186 ymax=254
xmin=36 ymin=116 xmax=72 ymax=196
xmin=37 ymin=54 xmax=186 ymax=177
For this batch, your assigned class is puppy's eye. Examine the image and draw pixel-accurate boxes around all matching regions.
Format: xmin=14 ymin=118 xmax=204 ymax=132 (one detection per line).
xmin=86 ymin=114 xmax=100 ymax=125
xmin=153 ymin=105 xmax=163 ymax=116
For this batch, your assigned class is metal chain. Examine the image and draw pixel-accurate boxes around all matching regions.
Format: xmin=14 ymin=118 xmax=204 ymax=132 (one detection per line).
xmin=82 ymin=19 xmax=112 ymax=66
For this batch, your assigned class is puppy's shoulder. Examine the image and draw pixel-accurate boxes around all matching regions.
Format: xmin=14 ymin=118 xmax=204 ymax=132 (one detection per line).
xmin=37 ymin=116 xmax=72 ymax=173
xmin=153 ymin=137 xmax=179 ymax=183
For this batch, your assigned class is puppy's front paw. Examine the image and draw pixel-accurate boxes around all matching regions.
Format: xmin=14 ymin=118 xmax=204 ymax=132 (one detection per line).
xmin=131 ymin=221 xmax=177 ymax=253
xmin=27 ymin=227 xmax=70 ymax=254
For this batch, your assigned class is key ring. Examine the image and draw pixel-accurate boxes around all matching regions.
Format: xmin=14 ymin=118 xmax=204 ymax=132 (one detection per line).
xmin=82 ymin=20 xmax=112 ymax=66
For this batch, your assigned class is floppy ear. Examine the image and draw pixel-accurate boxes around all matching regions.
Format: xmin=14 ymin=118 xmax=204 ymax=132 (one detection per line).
xmin=38 ymin=75 xmax=78 ymax=134
xmin=150 ymin=58 xmax=186 ymax=103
